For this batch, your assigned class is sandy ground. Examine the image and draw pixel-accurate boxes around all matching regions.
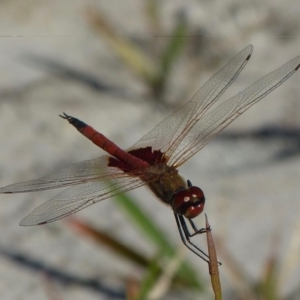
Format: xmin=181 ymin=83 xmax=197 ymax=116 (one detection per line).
xmin=0 ymin=0 xmax=300 ymax=299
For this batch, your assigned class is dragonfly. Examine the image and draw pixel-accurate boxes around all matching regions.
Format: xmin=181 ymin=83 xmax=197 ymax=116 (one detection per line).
xmin=1 ymin=45 xmax=299 ymax=263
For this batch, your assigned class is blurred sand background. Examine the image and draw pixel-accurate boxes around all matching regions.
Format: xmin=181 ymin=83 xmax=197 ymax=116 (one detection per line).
xmin=0 ymin=0 xmax=300 ymax=299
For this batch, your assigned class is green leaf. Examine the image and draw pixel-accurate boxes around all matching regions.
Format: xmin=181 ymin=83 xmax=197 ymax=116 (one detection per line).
xmin=114 ymin=192 xmax=204 ymax=289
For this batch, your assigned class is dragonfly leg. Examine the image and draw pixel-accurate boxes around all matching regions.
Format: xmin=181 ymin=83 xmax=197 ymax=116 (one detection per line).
xmin=188 ymin=218 xmax=209 ymax=236
xmin=174 ymin=214 xmax=221 ymax=265
xmin=174 ymin=213 xmax=210 ymax=263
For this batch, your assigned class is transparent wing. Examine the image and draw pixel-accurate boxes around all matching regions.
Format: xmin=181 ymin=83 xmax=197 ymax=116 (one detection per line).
xmin=129 ymin=46 xmax=299 ymax=167
xmin=170 ymin=55 xmax=300 ymax=166
xmin=0 ymin=155 xmax=149 ymax=226
xmin=0 ymin=156 xmax=131 ymax=193
xmin=19 ymin=174 xmax=146 ymax=226
xmin=128 ymin=45 xmax=253 ymax=156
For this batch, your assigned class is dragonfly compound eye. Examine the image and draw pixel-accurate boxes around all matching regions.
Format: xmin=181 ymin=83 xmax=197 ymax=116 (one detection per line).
xmin=172 ymin=186 xmax=205 ymax=219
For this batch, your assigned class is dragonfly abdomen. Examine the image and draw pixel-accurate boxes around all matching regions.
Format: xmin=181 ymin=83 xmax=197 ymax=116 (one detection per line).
xmin=60 ymin=113 xmax=149 ymax=170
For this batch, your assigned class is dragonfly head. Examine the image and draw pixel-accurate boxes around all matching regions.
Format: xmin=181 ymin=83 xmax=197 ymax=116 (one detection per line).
xmin=172 ymin=180 xmax=205 ymax=219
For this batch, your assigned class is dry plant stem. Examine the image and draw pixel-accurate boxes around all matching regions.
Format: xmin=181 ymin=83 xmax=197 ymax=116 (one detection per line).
xmin=67 ymin=218 xmax=149 ymax=267
xmin=148 ymin=248 xmax=185 ymax=300
xmin=85 ymin=8 xmax=156 ymax=81
xmin=205 ymin=214 xmax=222 ymax=300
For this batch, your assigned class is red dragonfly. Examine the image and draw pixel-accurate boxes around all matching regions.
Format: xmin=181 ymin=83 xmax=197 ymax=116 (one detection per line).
xmin=1 ymin=45 xmax=299 ymax=263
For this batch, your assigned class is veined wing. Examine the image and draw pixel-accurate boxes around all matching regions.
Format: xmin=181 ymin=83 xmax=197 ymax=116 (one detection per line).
xmin=127 ymin=45 xmax=253 ymax=156
xmin=0 ymin=155 xmax=150 ymax=225
xmin=19 ymin=174 xmax=146 ymax=226
xmin=0 ymin=156 xmax=136 ymax=193
xmin=170 ymin=55 xmax=300 ymax=167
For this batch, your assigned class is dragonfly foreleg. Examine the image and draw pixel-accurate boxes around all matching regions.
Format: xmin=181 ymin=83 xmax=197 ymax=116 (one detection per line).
xmin=174 ymin=213 xmax=210 ymax=263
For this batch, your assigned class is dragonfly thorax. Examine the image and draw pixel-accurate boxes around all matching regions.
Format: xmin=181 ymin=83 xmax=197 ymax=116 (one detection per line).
xmin=171 ymin=185 xmax=205 ymax=219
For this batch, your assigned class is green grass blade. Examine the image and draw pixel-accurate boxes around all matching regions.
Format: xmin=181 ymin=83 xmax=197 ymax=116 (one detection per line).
xmin=114 ymin=193 xmax=203 ymax=289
